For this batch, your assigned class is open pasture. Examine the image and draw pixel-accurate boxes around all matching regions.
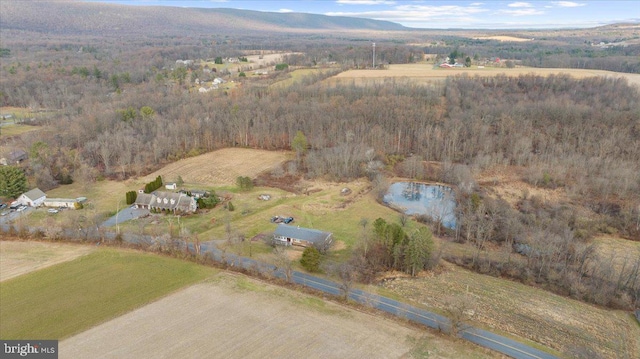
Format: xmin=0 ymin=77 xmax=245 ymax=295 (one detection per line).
xmin=0 ymin=248 xmax=214 ymax=340
xmin=329 ymin=63 xmax=640 ymax=87
xmin=60 ymin=273 xmax=499 ymax=359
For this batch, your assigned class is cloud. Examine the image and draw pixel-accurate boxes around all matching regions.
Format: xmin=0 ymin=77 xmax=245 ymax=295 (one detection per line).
xmin=499 ymin=8 xmax=545 ymax=16
xmin=278 ymin=8 xmax=294 ymax=13
xmin=551 ymin=1 xmax=586 ymax=7
xmin=336 ymin=0 xmax=396 ymax=5
xmin=326 ymin=4 xmax=488 ymax=27
xmin=508 ymin=2 xmax=533 ymax=7
xmin=469 ymin=2 xmax=484 ymax=5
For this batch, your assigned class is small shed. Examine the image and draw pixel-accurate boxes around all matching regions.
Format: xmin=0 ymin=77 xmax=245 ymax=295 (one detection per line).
xmin=273 ymin=224 xmax=333 ymax=250
xmin=165 ymin=182 xmax=177 ymax=190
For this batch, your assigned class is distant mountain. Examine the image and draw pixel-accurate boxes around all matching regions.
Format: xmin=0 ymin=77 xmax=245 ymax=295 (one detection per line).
xmin=0 ymin=0 xmax=406 ymax=37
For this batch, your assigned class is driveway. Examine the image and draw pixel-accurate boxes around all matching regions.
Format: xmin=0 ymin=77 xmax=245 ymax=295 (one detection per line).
xmin=0 ymin=206 xmax=34 ymax=224
xmin=101 ymin=207 xmax=149 ymax=227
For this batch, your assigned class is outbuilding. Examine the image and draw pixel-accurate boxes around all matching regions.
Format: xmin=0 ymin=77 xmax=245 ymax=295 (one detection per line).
xmin=17 ymin=188 xmax=46 ymax=207
xmin=273 ymin=224 xmax=333 ymax=251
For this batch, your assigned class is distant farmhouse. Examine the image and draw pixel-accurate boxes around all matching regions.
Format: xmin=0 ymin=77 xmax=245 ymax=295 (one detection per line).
xmin=133 ymin=191 xmax=197 ymax=213
xmin=273 ymin=224 xmax=333 ymax=251
xmin=17 ymin=188 xmax=46 ymax=207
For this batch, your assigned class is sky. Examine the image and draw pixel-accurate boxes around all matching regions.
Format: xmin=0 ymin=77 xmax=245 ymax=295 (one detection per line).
xmin=84 ymin=1 xmax=639 ymax=29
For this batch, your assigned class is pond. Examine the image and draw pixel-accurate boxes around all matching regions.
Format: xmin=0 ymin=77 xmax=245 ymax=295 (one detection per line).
xmin=383 ymin=182 xmax=458 ymax=229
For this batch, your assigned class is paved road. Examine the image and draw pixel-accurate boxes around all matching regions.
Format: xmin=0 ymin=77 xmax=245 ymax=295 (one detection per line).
xmin=196 ymin=241 xmax=557 ymax=359
xmin=101 ymin=207 xmax=150 ymax=227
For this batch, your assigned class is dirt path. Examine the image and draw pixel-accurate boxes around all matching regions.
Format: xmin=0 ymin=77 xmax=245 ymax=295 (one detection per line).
xmin=60 ymin=274 xmax=499 ymax=359
xmin=0 ymin=240 xmax=95 ymax=282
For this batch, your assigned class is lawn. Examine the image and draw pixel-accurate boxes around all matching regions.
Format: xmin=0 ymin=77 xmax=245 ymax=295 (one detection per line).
xmin=0 ymin=248 xmax=215 ymax=339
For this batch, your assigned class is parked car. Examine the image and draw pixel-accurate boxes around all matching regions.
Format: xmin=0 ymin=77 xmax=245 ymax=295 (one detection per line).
xmin=283 ymin=217 xmax=294 ymax=224
xmin=48 ymin=208 xmax=59 ymax=214
xmin=0 ymin=203 xmax=7 ymax=210
xmin=0 ymin=211 xmax=9 ymax=216
xmin=16 ymin=205 xmax=27 ymax=212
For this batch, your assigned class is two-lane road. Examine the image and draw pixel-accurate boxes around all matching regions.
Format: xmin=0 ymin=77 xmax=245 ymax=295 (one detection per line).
xmin=197 ymin=241 xmax=557 ymax=359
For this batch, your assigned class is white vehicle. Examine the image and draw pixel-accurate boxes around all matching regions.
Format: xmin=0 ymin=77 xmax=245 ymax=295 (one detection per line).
xmin=16 ymin=205 xmax=27 ymax=212
xmin=48 ymin=208 xmax=59 ymax=214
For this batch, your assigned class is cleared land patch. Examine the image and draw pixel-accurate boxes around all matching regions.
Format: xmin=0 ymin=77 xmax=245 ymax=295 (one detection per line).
xmin=60 ymin=273 xmax=500 ymax=359
xmin=380 ymin=263 xmax=640 ymax=359
xmin=0 ymin=248 xmax=214 ymax=340
xmin=0 ymin=240 xmax=94 ymax=281
xmin=140 ymin=148 xmax=290 ymax=186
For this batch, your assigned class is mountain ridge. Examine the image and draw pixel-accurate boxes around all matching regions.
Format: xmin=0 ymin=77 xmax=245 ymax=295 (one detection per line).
xmin=0 ymin=0 xmax=406 ymax=37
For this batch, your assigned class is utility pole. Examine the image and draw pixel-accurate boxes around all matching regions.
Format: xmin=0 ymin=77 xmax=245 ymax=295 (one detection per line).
xmin=372 ymin=42 xmax=376 ymax=69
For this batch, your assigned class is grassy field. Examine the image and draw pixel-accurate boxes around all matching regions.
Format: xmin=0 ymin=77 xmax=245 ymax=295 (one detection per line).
xmin=327 ymin=63 xmax=640 ymax=87
xmin=378 ymin=263 xmax=640 ymax=359
xmin=0 ymin=248 xmax=215 ymax=340
xmin=0 ymin=123 xmax=40 ymax=137
xmin=0 ymin=241 xmax=95 ymax=281
xmin=270 ymin=68 xmax=335 ymax=88
xmin=60 ymin=272 xmax=500 ymax=359
xmin=139 ymin=148 xmax=290 ymax=187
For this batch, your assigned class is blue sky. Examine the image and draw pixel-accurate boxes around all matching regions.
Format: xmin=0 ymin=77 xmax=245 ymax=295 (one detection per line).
xmin=84 ymin=1 xmax=639 ymax=29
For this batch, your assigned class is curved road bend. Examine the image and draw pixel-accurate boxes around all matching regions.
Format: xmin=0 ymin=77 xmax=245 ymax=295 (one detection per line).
xmin=196 ymin=241 xmax=557 ymax=359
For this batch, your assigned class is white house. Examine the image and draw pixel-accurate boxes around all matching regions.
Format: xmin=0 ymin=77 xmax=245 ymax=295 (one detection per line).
xmin=18 ymin=188 xmax=46 ymax=207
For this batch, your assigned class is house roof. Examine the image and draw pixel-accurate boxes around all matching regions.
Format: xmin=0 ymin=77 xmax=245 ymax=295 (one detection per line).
xmin=9 ymin=150 xmax=27 ymax=161
xmin=22 ymin=188 xmax=46 ymax=201
xmin=274 ymin=224 xmax=332 ymax=245
xmin=134 ymin=193 xmax=154 ymax=206
xmin=134 ymin=191 xmax=196 ymax=212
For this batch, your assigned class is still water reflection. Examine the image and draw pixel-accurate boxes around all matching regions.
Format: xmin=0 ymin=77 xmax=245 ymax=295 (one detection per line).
xmin=383 ymin=182 xmax=457 ymax=229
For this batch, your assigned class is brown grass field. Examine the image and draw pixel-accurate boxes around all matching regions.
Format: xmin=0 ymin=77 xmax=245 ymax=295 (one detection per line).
xmin=473 ymin=36 xmax=533 ymax=42
xmin=60 ymin=273 xmax=500 ymax=359
xmin=140 ymin=148 xmax=290 ymax=187
xmin=379 ymin=262 xmax=640 ymax=359
xmin=328 ymin=63 xmax=640 ymax=87
xmin=0 ymin=240 xmax=94 ymax=282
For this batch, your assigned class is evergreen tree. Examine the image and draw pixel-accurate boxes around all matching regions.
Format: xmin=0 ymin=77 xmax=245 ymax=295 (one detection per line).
xmin=0 ymin=166 xmax=28 ymax=198
xmin=300 ymin=246 xmax=322 ymax=272
xmin=404 ymin=227 xmax=434 ymax=276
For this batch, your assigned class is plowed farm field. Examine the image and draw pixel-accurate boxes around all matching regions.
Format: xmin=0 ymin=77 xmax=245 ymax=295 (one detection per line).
xmin=60 ymin=274 xmax=500 ymax=359
xmin=141 ymin=148 xmax=290 ymax=186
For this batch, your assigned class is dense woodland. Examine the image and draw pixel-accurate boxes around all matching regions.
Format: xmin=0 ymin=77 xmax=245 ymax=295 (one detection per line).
xmin=1 ymin=11 xmax=640 ymax=311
